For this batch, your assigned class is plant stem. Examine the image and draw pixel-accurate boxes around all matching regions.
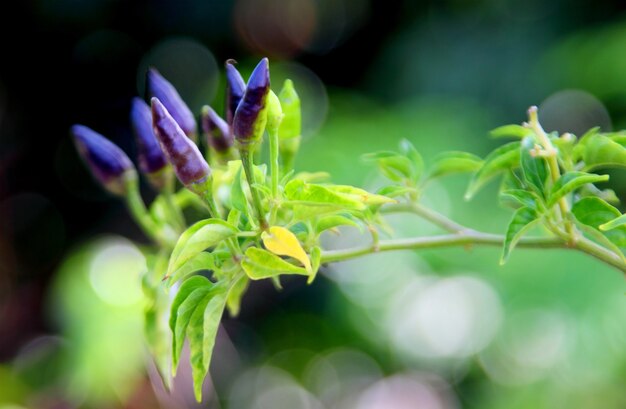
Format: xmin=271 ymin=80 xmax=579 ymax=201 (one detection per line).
xmin=241 ymin=148 xmax=268 ymax=230
xmin=381 ymin=202 xmax=467 ymax=233
xmin=162 ymin=173 xmax=185 ymax=231
xmin=269 ymin=128 xmax=280 ymax=224
xmin=320 ymin=233 xmax=564 ymax=263
xmin=125 ymin=178 xmax=171 ymax=247
xmin=528 ymin=106 xmax=575 ymax=239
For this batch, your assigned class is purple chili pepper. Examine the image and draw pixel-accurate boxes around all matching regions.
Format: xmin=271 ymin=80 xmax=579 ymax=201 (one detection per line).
xmin=233 ymin=58 xmax=270 ymax=147
xmin=225 ymin=59 xmax=246 ymax=127
xmin=71 ymin=124 xmax=136 ymax=196
xmin=130 ymin=97 xmax=168 ymax=184
xmin=201 ymin=105 xmax=232 ymax=154
xmin=146 ymin=68 xmax=197 ymax=139
xmin=151 ymin=97 xmax=211 ymax=190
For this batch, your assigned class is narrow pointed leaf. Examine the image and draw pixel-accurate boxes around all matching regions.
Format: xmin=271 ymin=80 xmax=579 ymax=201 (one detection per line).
xmin=242 ymin=247 xmax=309 ymax=279
xmin=572 ymin=197 xmax=626 ymax=247
xmin=165 ymin=252 xmax=215 ymax=287
xmin=427 ymin=151 xmax=483 ymax=180
xmin=466 ymin=142 xmax=521 ymax=200
xmin=499 ymin=189 xmax=541 ymax=211
xmin=490 ymin=124 xmax=532 ymax=139
xmin=520 ymin=136 xmax=548 ymax=195
xmin=548 ymin=171 xmax=609 ymax=207
xmin=226 ymin=275 xmax=249 ymax=317
xmin=168 ymin=219 xmax=237 ymax=275
xmin=501 ymin=207 xmax=540 ymax=263
xmin=316 ymin=214 xmax=360 ymax=235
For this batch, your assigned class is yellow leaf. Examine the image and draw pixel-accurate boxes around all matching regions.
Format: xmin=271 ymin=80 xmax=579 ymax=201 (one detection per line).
xmin=261 ymin=226 xmax=312 ymax=273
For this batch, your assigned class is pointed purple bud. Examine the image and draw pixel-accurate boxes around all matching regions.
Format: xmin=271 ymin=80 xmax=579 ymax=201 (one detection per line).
xmin=130 ymin=98 xmax=168 ymax=184
xmin=151 ymin=97 xmax=211 ymax=189
xmin=146 ymin=68 xmax=197 ymax=139
xmin=71 ymin=124 xmax=136 ymax=196
xmin=201 ymin=106 xmax=232 ymax=154
xmin=233 ymin=58 xmax=270 ymax=147
xmin=225 ymin=59 xmax=246 ymax=126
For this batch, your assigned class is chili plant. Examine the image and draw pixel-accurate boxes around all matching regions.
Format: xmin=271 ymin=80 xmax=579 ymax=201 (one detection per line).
xmin=72 ymin=58 xmax=626 ymax=402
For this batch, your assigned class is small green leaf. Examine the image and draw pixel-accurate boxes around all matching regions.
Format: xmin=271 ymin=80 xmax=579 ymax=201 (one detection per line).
xmin=316 ymin=214 xmax=361 ymax=235
xmin=600 ymin=214 xmax=626 ymax=231
xmin=325 ymin=185 xmax=396 ymax=206
xmin=165 ymin=252 xmax=215 ymax=287
xmin=168 ymin=219 xmax=237 ymax=275
xmin=490 ymin=124 xmax=531 ymax=139
xmin=400 ymin=139 xmax=424 ymax=182
xmin=501 ymin=207 xmax=541 ymax=263
xmin=376 ymin=185 xmax=415 ymax=198
xmin=169 ymin=276 xmax=212 ymax=373
xmin=426 ymin=151 xmax=483 ymax=180
xmin=307 ymin=246 xmax=322 ymax=284
xmin=499 ymin=189 xmax=542 ymax=210
xmin=242 ymin=247 xmax=309 ymax=280
xmin=285 ymin=179 xmax=366 ymax=219
xmin=567 ymin=214 xmax=625 ymax=261
xmin=188 ymin=286 xmax=227 ymax=402
xmin=230 ymin=166 xmax=249 ymax=218
xmin=520 ymin=136 xmax=548 ymax=195
xmin=362 ymin=151 xmax=414 ymax=182
xmin=466 ymin=142 xmax=521 ymax=200
xmin=548 ymin=172 xmax=609 ymax=207
xmin=578 ymin=134 xmax=626 ymax=171
xmin=226 ymin=274 xmax=249 ymax=317
xmin=572 ymin=197 xmax=626 ymax=247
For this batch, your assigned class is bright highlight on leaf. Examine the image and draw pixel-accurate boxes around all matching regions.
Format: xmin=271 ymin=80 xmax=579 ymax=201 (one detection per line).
xmin=261 ymin=226 xmax=312 ymax=272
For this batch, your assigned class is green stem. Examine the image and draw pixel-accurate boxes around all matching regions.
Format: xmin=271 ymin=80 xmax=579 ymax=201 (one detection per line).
xmin=162 ymin=173 xmax=185 ymax=231
xmin=125 ymin=178 xmax=170 ymax=247
xmin=269 ymin=129 xmax=280 ymax=224
xmin=241 ymin=148 xmax=268 ymax=230
xmin=528 ymin=106 xmax=575 ymax=239
xmin=381 ymin=202 xmax=467 ymax=233
xmin=320 ymin=233 xmax=564 ymax=263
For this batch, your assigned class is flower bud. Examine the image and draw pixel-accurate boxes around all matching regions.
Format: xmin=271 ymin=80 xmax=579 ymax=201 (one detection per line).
xmin=201 ymin=105 xmax=232 ymax=154
xmin=151 ymin=97 xmax=211 ymax=192
xmin=278 ymin=79 xmax=301 ymax=140
xmin=225 ymin=59 xmax=246 ymax=126
xmin=266 ymin=90 xmax=283 ymax=136
xmin=71 ymin=124 xmax=136 ymax=196
xmin=130 ymin=97 xmax=170 ymax=188
xmin=278 ymin=79 xmax=301 ymax=167
xmin=233 ymin=58 xmax=270 ymax=148
xmin=146 ymin=68 xmax=197 ymax=139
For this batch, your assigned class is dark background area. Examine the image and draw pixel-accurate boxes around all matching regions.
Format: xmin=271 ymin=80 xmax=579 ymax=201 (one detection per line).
xmin=3 ymin=0 xmax=626 ymax=395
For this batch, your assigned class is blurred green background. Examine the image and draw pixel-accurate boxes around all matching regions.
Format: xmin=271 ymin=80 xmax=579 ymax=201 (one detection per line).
xmin=2 ymin=0 xmax=626 ymax=408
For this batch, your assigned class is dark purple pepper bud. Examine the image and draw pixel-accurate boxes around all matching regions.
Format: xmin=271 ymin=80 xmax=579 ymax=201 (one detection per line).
xmin=201 ymin=105 xmax=232 ymax=153
xmin=151 ymin=97 xmax=211 ymax=189
xmin=225 ymin=59 xmax=246 ymax=126
xmin=71 ymin=124 xmax=136 ymax=196
xmin=233 ymin=58 xmax=270 ymax=147
xmin=146 ymin=68 xmax=197 ymax=139
xmin=130 ymin=97 xmax=168 ymax=178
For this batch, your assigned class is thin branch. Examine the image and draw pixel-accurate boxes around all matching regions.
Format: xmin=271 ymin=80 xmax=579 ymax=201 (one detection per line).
xmin=320 ymin=232 xmax=564 ymax=264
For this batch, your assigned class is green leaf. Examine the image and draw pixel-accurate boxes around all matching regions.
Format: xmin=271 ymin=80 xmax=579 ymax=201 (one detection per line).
xmin=165 ymin=252 xmax=215 ymax=287
xmin=316 ymin=214 xmax=361 ymax=235
xmin=188 ymin=286 xmax=227 ymax=402
xmin=426 ymin=151 xmax=483 ymax=180
xmin=501 ymin=207 xmax=541 ymax=263
xmin=307 ymin=246 xmax=322 ymax=284
xmin=499 ymin=189 xmax=542 ymax=211
xmin=376 ymin=185 xmax=416 ymax=198
xmin=520 ymin=136 xmax=548 ymax=195
xmin=490 ymin=124 xmax=531 ymax=139
xmin=169 ymin=276 xmax=212 ymax=373
xmin=363 ymin=151 xmax=414 ymax=182
xmin=325 ymin=185 xmax=396 ymax=206
xmin=572 ymin=197 xmax=626 ymax=247
xmin=285 ymin=179 xmax=366 ymax=219
xmin=548 ymin=172 xmax=609 ymax=207
xmin=242 ymin=247 xmax=309 ymax=280
xmin=578 ymin=134 xmax=626 ymax=171
xmin=600 ymin=214 xmax=626 ymax=231
xmin=168 ymin=219 xmax=237 ymax=275
xmin=400 ymin=139 xmax=424 ymax=182
xmin=466 ymin=142 xmax=521 ymax=200
xmin=230 ymin=166 xmax=249 ymax=218
xmin=226 ymin=274 xmax=249 ymax=317
xmin=567 ymin=214 xmax=625 ymax=262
